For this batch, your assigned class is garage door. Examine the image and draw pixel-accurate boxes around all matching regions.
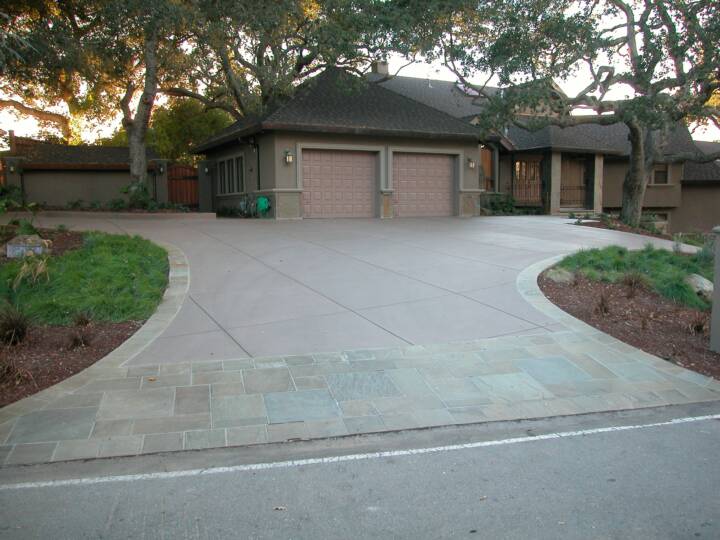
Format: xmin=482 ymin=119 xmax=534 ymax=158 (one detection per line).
xmin=393 ymin=153 xmax=454 ymax=217
xmin=302 ymin=149 xmax=376 ymax=218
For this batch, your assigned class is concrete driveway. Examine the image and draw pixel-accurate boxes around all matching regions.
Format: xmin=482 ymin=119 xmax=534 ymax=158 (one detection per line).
xmin=6 ymin=213 xmax=720 ymax=466
xmin=18 ymin=214 xmax=676 ymax=364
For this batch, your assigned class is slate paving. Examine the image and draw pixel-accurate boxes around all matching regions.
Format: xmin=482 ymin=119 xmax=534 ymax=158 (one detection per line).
xmin=2 ymin=327 xmax=720 ymax=465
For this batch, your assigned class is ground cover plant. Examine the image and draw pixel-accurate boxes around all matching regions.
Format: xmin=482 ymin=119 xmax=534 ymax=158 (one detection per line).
xmin=557 ymin=244 xmax=714 ymax=310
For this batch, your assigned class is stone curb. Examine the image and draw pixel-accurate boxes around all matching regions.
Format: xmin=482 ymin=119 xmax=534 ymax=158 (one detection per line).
xmin=0 ymin=242 xmax=190 ymax=425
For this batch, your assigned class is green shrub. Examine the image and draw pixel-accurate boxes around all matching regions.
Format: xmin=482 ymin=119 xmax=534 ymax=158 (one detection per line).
xmin=0 ymin=185 xmax=23 ymax=214
xmin=121 ymin=181 xmax=152 ymax=209
xmin=56 ymin=224 xmax=68 ymax=232
xmin=107 ymin=198 xmax=129 ymax=211
xmin=17 ymin=219 xmax=38 ymax=236
xmin=66 ymin=199 xmax=84 ymax=210
xmin=89 ymin=200 xmax=103 ymax=210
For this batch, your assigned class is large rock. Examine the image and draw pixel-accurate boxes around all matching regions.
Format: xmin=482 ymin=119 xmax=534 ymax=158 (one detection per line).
xmin=685 ymin=273 xmax=713 ymax=303
xmin=546 ymin=267 xmax=575 ymax=285
xmin=5 ymin=234 xmax=51 ymax=259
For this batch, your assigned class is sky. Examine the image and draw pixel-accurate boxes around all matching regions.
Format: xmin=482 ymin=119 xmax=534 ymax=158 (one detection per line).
xmin=1 ymin=55 xmax=718 ymax=144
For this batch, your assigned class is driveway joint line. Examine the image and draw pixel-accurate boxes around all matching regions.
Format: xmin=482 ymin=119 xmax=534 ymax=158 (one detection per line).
xmin=286 ymin=233 xmax=543 ymax=329
xmin=188 ymin=296 xmax=252 ymax=358
xmin=193 ymin=228 xmax=414 ymax=346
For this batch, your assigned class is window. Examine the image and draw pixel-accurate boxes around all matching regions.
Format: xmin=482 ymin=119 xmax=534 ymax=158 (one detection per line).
xmin=216 ymin=155 xmax=244 ymax=195
xmin=652 ymin=165 xmax=668 ymax=185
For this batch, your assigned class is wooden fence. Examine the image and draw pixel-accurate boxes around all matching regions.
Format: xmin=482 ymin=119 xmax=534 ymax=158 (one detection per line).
xmin=167 ymin=164 xmax=199 ymax=207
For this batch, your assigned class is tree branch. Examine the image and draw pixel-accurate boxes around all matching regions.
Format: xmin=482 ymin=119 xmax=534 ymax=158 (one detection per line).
xmin=159 ymin=87 xmax=242 ymax=119
xmin=0 ymin=98 xmax=71 ymax=140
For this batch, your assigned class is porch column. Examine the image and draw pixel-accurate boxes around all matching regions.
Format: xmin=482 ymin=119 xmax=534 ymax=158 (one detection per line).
xmin=593 ymin=154 xmax=604 ymax=214
xmin=550 ymin=152 xmax=562 ymax=214
xmin=198 ymin=160 xmax=214 ymax=212
xmin=711 ymin=226 xmax=720 ymax=353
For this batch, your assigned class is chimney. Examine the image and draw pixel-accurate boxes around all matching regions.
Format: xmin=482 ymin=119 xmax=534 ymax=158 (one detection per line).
xmin=8 ymin=130 xmax=15 ymax=154
xmin=371 ymin=60 xmax=389 ymax=76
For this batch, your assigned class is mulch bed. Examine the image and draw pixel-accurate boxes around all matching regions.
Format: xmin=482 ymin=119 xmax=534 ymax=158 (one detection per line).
xmin=575 ymin=219 xmax=670 ymax=240
xmin=0 ymin=321 xmax=142 ymax=408
xmin=539 ymin=272 xmax=720 ymax=380
xmin=0 ymin=226 xmax=85 ymax=264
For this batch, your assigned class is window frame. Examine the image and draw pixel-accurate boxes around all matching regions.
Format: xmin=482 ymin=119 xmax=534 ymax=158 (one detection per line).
xmin=216 ymin=154 xmax=245 ymax=196
xmin=650 ymin=164 xmax=669 ymax=185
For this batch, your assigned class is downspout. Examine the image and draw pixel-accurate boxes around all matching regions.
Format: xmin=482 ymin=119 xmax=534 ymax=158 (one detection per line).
xmin=255 ymin=141 xmax=260 ymax=191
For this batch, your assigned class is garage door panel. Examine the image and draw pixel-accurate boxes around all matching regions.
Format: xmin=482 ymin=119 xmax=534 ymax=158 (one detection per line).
xmin=302 ymin=149 xmax=376 ymax=218
xmin=393 ymin=153 xmax=454 ymax=217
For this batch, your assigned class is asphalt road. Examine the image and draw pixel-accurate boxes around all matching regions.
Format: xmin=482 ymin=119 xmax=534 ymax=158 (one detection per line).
xmin=1 ymin=403 xmax=719 ymax=539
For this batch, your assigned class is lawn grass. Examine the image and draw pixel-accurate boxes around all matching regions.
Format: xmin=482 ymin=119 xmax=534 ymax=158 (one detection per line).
xmin=1 ymin=232 xmax=168 ymax=325
xmin=557 ymin=243 xmax=714 ymax=310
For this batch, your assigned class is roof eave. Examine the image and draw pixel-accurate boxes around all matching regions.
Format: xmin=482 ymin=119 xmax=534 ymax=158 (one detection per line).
xmin=192 ymin=124 xmax=263 ymax=154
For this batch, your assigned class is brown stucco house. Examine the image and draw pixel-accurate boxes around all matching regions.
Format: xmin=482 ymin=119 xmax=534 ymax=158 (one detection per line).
xmin=373 ymin=67 xmax=720 ymax=232
xmin=0 ymin=133 xmax=169 ymax=207
xmin=193 ymin=67 xmax=492 ymax=219
xmin=194 ymin=63 xmax=719 ymax=231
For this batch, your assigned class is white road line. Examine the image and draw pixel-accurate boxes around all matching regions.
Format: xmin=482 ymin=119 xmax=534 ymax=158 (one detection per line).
xmin=2 ymin=413 xmax=719 ymax=491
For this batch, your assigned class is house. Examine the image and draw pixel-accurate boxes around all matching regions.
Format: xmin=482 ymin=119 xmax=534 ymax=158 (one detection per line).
xmin=194 ymin=63 xmax=719 ymax=231
xmin=193 ymin=67 xmax=490 ymax=219
xmin=373 ymin=66 xmax=720 ymax=232
xmin=0 ymin=132 xmax=169 ymax=207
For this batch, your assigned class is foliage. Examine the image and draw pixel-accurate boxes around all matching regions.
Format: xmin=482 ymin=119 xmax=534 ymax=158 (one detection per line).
xmin=106 ymin=198 xmax=129 ymax=211
xmin=0 ymin=232 xmax=168 ymax=325
xmin=12 ymin=253 xmax=50 ymax=290
xmin=0 ymin=303 xmax=29 ymax=345
xmin=56 ymin=224 xmax=68 ymax=232
xmin=66 ymin=199 xmax=84 ymax=210
xmin=121 ymin=181 xmax=153 ymax=209
xmin=0 ymin=184 xmax=23 ymax=215
xmin=98 ymin=98 xmax=233 ymax=164
xmin=558 ymin=244 xmax=714 ymax=309
xmin=16 ymin=219 xmax=38 ymax=236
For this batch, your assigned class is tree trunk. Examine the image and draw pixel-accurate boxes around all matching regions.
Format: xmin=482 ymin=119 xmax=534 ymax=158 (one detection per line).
xmin=123 ymin=33 xmax=159 ymax=184
xmin=619 ymin=121 xmax=650 ymax=227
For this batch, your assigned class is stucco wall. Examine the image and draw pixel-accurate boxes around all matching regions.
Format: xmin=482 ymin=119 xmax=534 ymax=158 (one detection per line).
xmin=204 ymin=133 xmax=275 ymax=211
xmin=602 ymin=158 xmax=682 ymax=209
xmin=271 ymin=131 xmax=481 ymax=192
xmin=670 ymin=183 xmax=720 ymax=233
xmin=22 ymin=170 xmax=136 ymax=207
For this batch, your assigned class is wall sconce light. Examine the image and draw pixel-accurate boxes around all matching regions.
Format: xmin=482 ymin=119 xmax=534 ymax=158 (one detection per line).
xmin=467 ymin=158 xmax=476 ymax=169
xmin=204 ymin=167 xmax=209 ymax=174
xmin=8 ymin=165 xmax=15 ymax=173
xmin=159 ymin=165 xmax=164 ymax=174
xmin=284 ymin=150 xmax=294 ymax=165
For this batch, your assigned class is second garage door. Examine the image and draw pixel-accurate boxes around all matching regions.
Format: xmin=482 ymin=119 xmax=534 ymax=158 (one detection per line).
xmin=302 ymin=149 xmax=377 ymax=218
xmin=392 ymin=153 xmax=455 ymax=217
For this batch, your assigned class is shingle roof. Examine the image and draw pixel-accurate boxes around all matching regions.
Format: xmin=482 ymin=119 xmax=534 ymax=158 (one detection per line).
xmin=373 ymin=73 xmax=708 ymax=158
xmin=194 ymin=68 xmax=480 ymax=153
xmin=683 ymin=139 xmax=720 ymax=183
xmin=3 ymin=136 xmax=158 ymax=169
xmin=370 ymin=73 xmax=498 ymax=119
